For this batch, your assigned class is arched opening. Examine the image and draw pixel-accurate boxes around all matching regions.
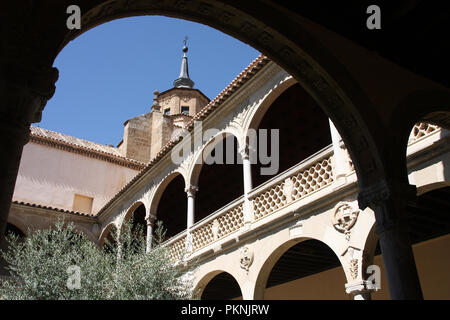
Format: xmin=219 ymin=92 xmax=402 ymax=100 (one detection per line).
xmin=99 ymin=224 xmax=119 ymax=253
xmin=251 ymin=83 xmax=332 ymax=187
xmin=156 ymin=174 xmax=187 ymax=239
xmin=194 ymin=134 xmax=243 ymax=222
xmin=260 ymin=239 xmax=346 ymax=300
xmin=369 ymin=186 xmax=450 ymax=299
xmin=123 ymin=202 xmax=147 ymax=238
xmin=201 ymin=271 xmax=242 ymax=300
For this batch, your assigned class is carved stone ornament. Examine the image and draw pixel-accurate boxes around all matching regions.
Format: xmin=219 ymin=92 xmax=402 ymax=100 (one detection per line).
xmin=240 ymin=246 xmax=254 ymax=273
xmin=332 ymin=202 xmax=360 ymax=241
xmin=283 ymin=177 xmax=294 ymax=204
xmin=211 ymin=219 xmax=219 ymax=240
xmin=350 ymin=259 xmax=359 ymax=280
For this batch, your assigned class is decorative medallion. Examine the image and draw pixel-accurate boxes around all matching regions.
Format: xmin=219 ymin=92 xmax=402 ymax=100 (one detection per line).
xmin=240 ymin=246 xmax=254 ymax=273
xmin=332 ymin=202 xmax=360 ymax=241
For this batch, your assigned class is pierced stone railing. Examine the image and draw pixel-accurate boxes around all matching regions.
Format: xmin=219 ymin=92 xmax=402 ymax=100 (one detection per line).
xmin=167 ymin=232 xmax=187 ymax=261
xmin=166 ymin=147 xmax=334 ymax=259
xmin=191 ymin=201 xmax=244 ymax=251
xmin=409 ymin=123 xmax=440 ymax=143
xmin=250 ymin=148 xmax=334 ymax=220
xmin=165 ymin=123 xmax=443 ymax=260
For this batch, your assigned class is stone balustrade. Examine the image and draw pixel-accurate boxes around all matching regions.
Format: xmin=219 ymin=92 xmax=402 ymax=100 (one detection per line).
xmin=166 ymin=123 xmax=442 ymax=261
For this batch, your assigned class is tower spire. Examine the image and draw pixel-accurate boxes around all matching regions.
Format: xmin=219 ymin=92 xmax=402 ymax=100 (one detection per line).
xmin=173 ymin=36 xmax=195 ymax=89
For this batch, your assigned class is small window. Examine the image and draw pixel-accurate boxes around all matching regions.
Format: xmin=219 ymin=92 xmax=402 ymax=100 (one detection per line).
xmin=181 ymin=106 xmax=189 ymax=115
xmin=164 ymin=108 xmax=170 ymax=115
xmin=73 ymin=194 xmax=93 ymax=214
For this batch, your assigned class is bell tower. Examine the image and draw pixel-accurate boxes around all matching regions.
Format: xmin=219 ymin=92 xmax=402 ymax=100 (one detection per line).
xmin=118 ymin=39 xmax=210 ymax=163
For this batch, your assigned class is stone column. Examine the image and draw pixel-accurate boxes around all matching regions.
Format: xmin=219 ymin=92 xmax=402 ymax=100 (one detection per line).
xmin=240 ymin=146 xmax=254 ymax=224
xmin=0 ymin=65 xmax=59 ymax=249
xmin=328 ymin=119 xmax=350 ymax=186
xmin=358 ymin=181 xmax=423 ymax=300
xmin=185 ymin=185 xmax=198 ymax=229
xmin=145 ymin=214 xmax=157 ymax=253
xmin=185 ymin=185 xmax=198 ymax=254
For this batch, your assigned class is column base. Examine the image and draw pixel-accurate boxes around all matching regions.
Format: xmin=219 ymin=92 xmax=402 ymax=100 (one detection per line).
xmin=345 ymin=280 xmax=378 ymax=300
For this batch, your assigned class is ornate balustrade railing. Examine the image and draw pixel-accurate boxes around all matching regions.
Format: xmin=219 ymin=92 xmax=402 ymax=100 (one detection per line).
xmin=249 ymin=148 xmax=334 ymax=221
xmin=409 ymin=123 xmax=440 ymax=144
xmin=166 ymin=122 xmax=442 ymax=260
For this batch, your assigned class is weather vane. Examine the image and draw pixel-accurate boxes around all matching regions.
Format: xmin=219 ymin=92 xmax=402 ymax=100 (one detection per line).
xmin=183 ymin=36 xmax=188 ymax=46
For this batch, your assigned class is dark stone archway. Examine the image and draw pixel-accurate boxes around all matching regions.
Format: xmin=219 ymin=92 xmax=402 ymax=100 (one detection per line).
xmin=201 ymin=271 xmax=242 ymax=300
xmin=3 ymin=0 xmax=449 ymax=300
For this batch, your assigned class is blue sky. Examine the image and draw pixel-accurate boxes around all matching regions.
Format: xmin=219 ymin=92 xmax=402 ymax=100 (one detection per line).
xmin=40 ymin=16 xmax=260 ymax=146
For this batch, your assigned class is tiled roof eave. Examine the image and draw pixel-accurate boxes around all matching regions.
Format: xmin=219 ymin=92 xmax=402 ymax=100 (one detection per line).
xmin=12 ymin=201 xmax=98 ymax=220
xmin=29 ymin=133 xmax=146 ymax=171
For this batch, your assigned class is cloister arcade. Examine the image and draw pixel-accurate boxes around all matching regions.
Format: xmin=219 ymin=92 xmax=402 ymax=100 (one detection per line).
xmin=2 ymin=1 xmax=450 ymax=300
xmin=92 ymin=61 xmax=450 ymax=300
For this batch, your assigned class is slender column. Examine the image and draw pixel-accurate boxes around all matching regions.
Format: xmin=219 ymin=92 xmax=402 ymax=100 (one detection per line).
xmin=328 ymin=119 xmax=350 ymax=185
xmin=185 ymin=185 xmax=198 ymax=229
xmin=358 ymin=181 xmax=423 ymax=300
xmin=240 ymin=146 xmax=254 ymax=224
xmin=0 ymin=65 xmax=58 ymax=250
xmin=145 ymin=214 xmax=157 ymax=253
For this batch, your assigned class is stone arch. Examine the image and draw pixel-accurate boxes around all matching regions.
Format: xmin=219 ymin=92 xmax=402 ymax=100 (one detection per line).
xmin=245 ymin=76 xmax=297 ymax=134
xmin=98 ymin=222 xmax=118 ymax=248
xmin=52 ymin=1 xmax=388 ymax=193
xmin=417 ymin=182 xmax=450 ymax=197
xmin=390 ymin=90 xmax=450 ymax=185
xmin=188 ymin=129 xmax=242 ymax=188
xmin=122 ymin=200 xmax=147 ymax=224
xmin=149 ymin=170 xmax=186 ymax=215
xmin=253 ymin=236 xmax=348 ymax=300
xmin=68 ymin=224 xmax=98 ymax=244
xmin=194 ymin=269 xmax=243 ymax=300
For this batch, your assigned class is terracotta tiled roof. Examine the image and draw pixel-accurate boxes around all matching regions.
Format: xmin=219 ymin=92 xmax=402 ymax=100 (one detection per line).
xmin=12 ymin=200 xmax=97 ymax=218
xmin=30 ymin=126 xmax=145 ymax=170
xmin=97 ymin=54 xmax=270 ymax=217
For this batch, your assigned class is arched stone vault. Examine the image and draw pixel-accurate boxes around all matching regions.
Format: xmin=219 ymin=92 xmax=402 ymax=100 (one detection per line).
xmin=4 ymin=1 xmax=450 ymax=300
xmin=45 ymin=0 xmax=421 ymax=192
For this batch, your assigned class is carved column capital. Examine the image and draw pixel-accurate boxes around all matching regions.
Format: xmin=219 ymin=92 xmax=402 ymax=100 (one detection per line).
xmin=358 ymin=180 xmax=416 ymax=234
xmin=1 ymin=64 xmax=59 ymax=128
xmin=239 ymin=143 xmax=257 ymax=160
xmin=145 ymin=214 xmax=157 ymax=225
xmin=185 ymin=185 xmax=199 ymax=198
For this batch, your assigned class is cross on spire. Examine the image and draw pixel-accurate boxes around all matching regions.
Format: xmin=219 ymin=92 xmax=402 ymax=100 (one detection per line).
xmin=174 ymin=37 xmax=195 ymax=89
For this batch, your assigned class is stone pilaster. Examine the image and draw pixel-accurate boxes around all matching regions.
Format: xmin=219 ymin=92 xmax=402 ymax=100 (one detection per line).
xmin=0 ymin=64 xmax=59 ymax=248
xmin=358 ymin=180 xmax=423 ymax=300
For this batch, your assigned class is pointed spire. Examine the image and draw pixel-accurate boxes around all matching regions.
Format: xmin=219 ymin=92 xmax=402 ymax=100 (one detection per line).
xmin=173 ymin=37 xmax=195 ymax=89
